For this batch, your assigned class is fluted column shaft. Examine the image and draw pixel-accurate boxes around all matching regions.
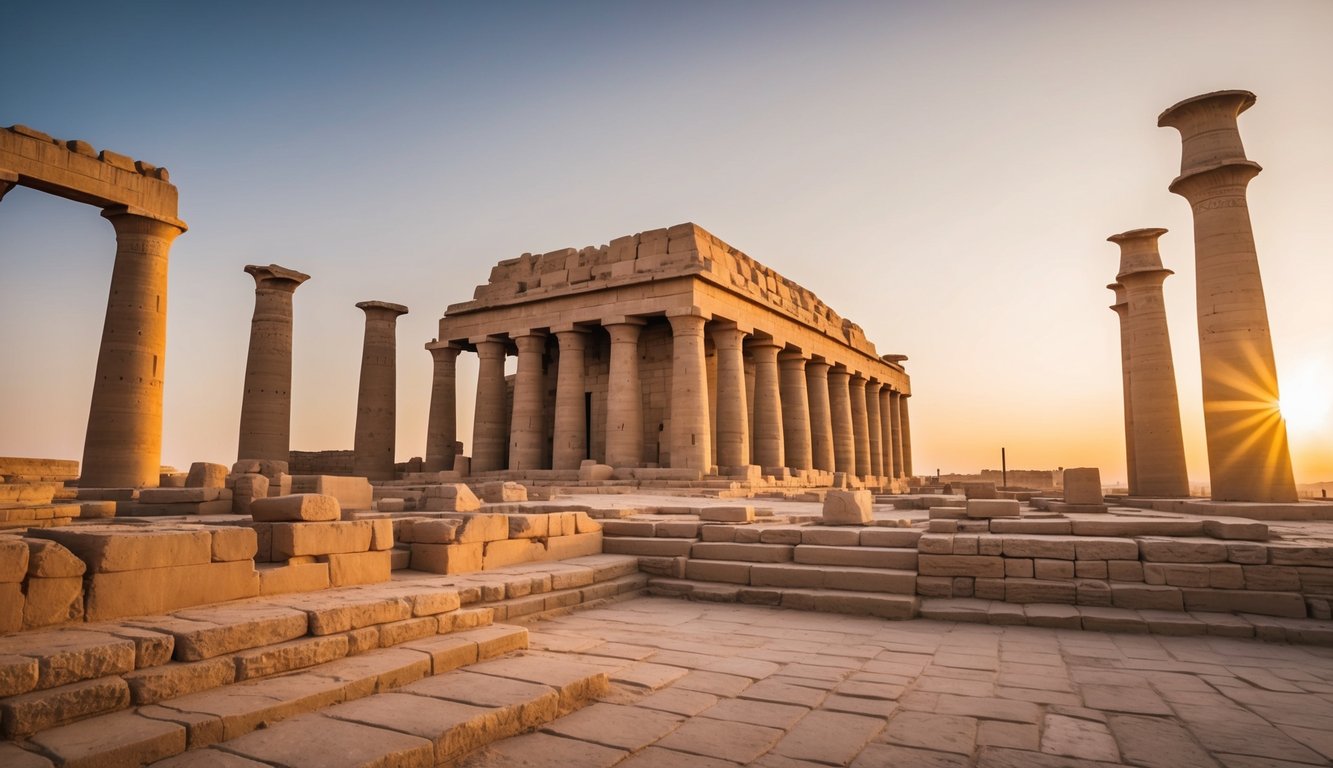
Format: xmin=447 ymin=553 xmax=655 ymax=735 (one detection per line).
xmin=238 ymin=264 xmax=309 ymax=463
xmin=668 ymin=313 xmax=711 ymax=470
xmin=778 ymin=352 xmax=812 ymax=471
xmin=828 ymin=366 xmax=855 ymax=474
xmin=878 ymin=387 xmax=894 ymax=479
xmin=850 ymin=375 xmax=872 ymax=477
xmin=81 ymin=208 xmax=185 ymax=488
xmin=1159 ymin=90 xmax=1296 ymax=502
xmin=353 ymin=301 xmax=408 ymax=481
xmin=749 ymin=341 xmax=784 ymax=469
xmin=712 ymin=325 xmax=750 ymax=469
xmin=508 ymin=333 xmax=547 ymax=470
xmin=604 ymin=320 xmax=644 ymax=468
xmin=550 ymin=330 xmax=589 ymax=470
xmin=471 ymin=339 xmax=509 ymax=473
xmin=866 ymin=380 xmax=884 ymax=477
xmin=889 ymin=390 xmax=904 ymax=478
xmin=900 ymin=395 xmax=913 ymax=477
xmin=1109 ymin=287 xmax=1138 ymax=494
xmin=424 ymin=344 xmax=460 ymax=472
xmin=806 ymin=361 xmax=835 ymax=472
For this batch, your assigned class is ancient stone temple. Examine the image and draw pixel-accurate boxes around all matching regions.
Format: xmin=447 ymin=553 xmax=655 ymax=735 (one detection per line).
xmin=430 ymin=223 xmax=913 ymax=483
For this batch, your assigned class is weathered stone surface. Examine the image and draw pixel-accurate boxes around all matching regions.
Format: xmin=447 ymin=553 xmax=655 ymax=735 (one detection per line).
xmin=1139 ymin=538 xmax=1228 ymax=563
xmin=221 ymin=712 xmax=434 ymax=767
xmin=1062 ymin=467 xmax=1103 ymax=504
xmin=23 ymin=538 xmax=86 ymax=578
xmin=271 ymin=520 xmax=372 ymax=558
xmin=28 ymin=526 xmax=212 ymax=573
xmin=289 ymin=475 xmax=374 ymax=510
xmin=234 ymin=635 xmax=349 ymax=681
xmin=823 ymin=490 xmax=872 ymax=525
xmin=124 ymin=657 xmax=235 ymax=704
xmin=919 ymin=555 xmax=1004 ymax=578
xmin=411 ymin=542 xmax=483 ymax=574
xmin=84 ymin=560 xmax=260 ymax=621
xmin=0 ymin=629 xmax=136 ymax=688
xmin=966 ymin=499 xmax=1020 ymax=518
xmin=699 ymin=506 xmax=755 ymax=523
xmin=138 ymin=487 xmax=223 ymax=504
xmin=186 ymin=462 xmax=229 ymax=489
xmin=135 ymin=603 xmax=308 ymax=661
xmin=250 ymin=493 xmax=341 ymax=523
xmin=479 ymin=481 xmax=528 ymax=502
xmin=0 ymin=676 xmax=130 ymax=738
xmin=442 ymin=513 xmax=510 ymax=544
xmin=22 ymin=576 xmax=83 ymax=628
xmin=422 ymin=484 xmax=481 ymax=512
xmin=258 ymin=561 xmax=330 ymax=596
xmin=209 ymin=527 xmax=258 ymax=562
xmin=324 ymin=550 xmax=392 ymax=587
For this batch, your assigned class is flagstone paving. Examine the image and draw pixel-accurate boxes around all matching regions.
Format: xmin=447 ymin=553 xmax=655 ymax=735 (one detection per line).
xmin=460 ymin=596 xmax=1333 ymax=767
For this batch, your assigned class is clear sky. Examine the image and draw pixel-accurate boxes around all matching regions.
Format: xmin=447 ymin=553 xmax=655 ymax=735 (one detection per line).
xmin=2 ymin=1 xmax=1330 ymax=488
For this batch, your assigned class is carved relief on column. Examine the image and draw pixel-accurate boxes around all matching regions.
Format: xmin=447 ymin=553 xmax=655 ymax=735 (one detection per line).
xmin=81 ymin=207 xmax=186 ymax=488
xmin=778 ymin=351 xmax=812 ymax=471
xmin=238 ymin=264 xmax=310 ymax=463
xmin=424 ymin=342 xmax=461 ymax=472
xmin=604 ymin=318 xmax=645 ymax=468
xmin=866 ymin=379 xmax=884 ymax=478
xmin=749 ymin=339 xmax=785 ymax=470
xmin=828 ymin=365 xmax=855 ymax=475
xmin=470 ymin=338 xmax=509 ymax=473
xmin=806 ymin=359 xmax=835 ymax=472
xmin=508 ymin=332 xmax=547 ymax=471
xmin=667 ymin=311 xmax=711 ymax=471
xmin=552 ymin=328 xmax=589 ymax=470
xmin=711 ymin=323 xmax=750 ymax=471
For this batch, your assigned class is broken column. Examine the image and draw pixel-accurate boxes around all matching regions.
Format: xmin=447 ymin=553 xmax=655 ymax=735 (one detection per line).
xmin=424 ymin=341 xmax=460 ymax=472
xmin=81 ymin=207 xmax=187 ymax=488
xmin=237 ymin=264 xmax=310 ymax=463
xmin=352 ymin=301 xmax=407 ymax=481
xmin=1159 ymin=90 xmax=1297 ymax=502
xmin=1108 ymin=228 xmax=1189 ymax=497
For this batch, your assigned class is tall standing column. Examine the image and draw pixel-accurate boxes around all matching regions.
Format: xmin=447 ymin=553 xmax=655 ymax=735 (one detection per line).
xmin=806 ymin=360 xmax=835 ymax=472
xmin=889 ymin=390 xmax=904 ymax=478
xmin=828 ymin=365 xmax=855 ymax=474
xmin=1159 ymin=90 xmax=1296 ymax=502
xmin=604 ymin=319 xmax=644 ymax=468
xmin=552 ymin=329 xmax=589 ymax=470
xmin=866 ymin=380 xmax=884 ymax=478
xmin=352 ymin=301 xmax=408 ymax=481
xmin=1108 ymin=284 xmax=1138 ymax=494
xmin=1110 ymin=228 xmax=1190 ymax=497
xmin=712 ymin=324 xmax=750 ymax=470
xmin=878 ymin=387 xmax=894 ymax=479
xmin=508 ymin=332 xmax=547 ymax=470
xmin=749 ymin=340 xmax=785 ymax=470
xmin=850 ymin=375 xmax=872 ymax=478
xmin=471 ymin=338 xmax=509 ymax=473
xmin=668 ymin=312 xmax=711 ymax=471
xmin=81 ymin=207 xmax=186 ymax=488
xmin=424 ymin=342 xmax=460 ymax=472
xmin=900 ymin=395 xmax=913 ymax=478
xmin=778 ymin=351 xmax=812 ymax=471
xmin=237 ymin=264 xmax=310 ymax=463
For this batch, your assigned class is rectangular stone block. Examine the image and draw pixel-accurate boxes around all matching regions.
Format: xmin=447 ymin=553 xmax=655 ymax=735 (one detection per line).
xmin=602 ymin=537 xmax=693 ymax=557
xmin=1139 ymin=538 xmax=1229 ymax=563
xmin=369 ymin=519 xmax=394 ymax=550
xmin=442 ymin=513 xmax=510 ymax=544
xmin=699 ymin=506 xmax=754 ymax=523
xmin=545 ymin=532 xmax=603 ymax=561
xmin=0 ymin=540 xmax=29 ymax=582
xmin=322 ymin=551 xmax=391 ymax=587
xmin=917 ymin=534 xmax=954 ymax=555
xmin=270 ymin=520 xmax=372 ymax=559
xmin=1107 ymin=560 xmax=1144 ymax=582
xmin=685 ymin=559 xmax=752 ymax=584
xmin=21 ymin=576 xmax=83 ymax=629
xmin=483 ymin=537 xmax=545 ymax=569
xmin=1110 ymin=583 xmax=1184 ymax=610
xmin=84 ymin=560 xmax=260 ymax=621
xmin=1005 ymin=558 xmax=1034 ymax=578
xmin=250 ymin=494 xmax=341 ymax=523
xmin=1181 ymin=588 xmax=1307 ymax=618
xmin=1000 ymin=535 xmax=1075 ymax=560
xmin=1062 ymin=467 xmax=1102 ymax=504
xmin=690 ymin=542 xmax=793 ymax=563
xmin=0 ymin=676 xmax=130 ymax=738
xmin=210 ymin=527 xmax=258 ymax=562
xmin=1074 ymin=537 xmax=1139 ymax=561
xmin=288 ymin=475 xmax=373 ymax=510
xmin=918 ymin=555 xmax=1004 ymax=578
xmin=800 ymin=527 xmax=861 ymax=546
xmin=794 ymin=544 xmax=916 ymax=570
xmin=966 ymin=499 xmax=1020 ymax=518
xmin=988 ymin=518 xmax=1072 ymax=534
xmin=258 ymin=561 xmax=330 ymax=595
xmin=506 ymin=514 xmax=549 ymax=539
xmin=1004 ymin=578 xmax=1076 ymax=604
xmin=28 ymin=527 xmax=212 ymax=573
xmin=1033 ymin=559 xmax=1074 ymax=580
xmin=411 ymin=542 xmax=483 ymax=574
xmin=859 ymin=528 xmax=921 ymax=548
xmin=138 ymin=487 xmax=222 ymax=504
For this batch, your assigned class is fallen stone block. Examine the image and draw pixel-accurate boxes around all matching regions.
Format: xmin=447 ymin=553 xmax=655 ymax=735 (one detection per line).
xmin=289 ymin=475 xmax=373 ymax=510
xmin=422 ymin=484 xmax=481 ymax=512
xmin=185 ymin=462 xmax=228 ymax=489
xmin=250 ymin=493 xmax=341 ymax=523
xmin=1062 ymin=467 xmax=1102 ymax=504
xmin=22 ymin=576 xmax=83 ymax=629
xmin=823 ymin=489 xmax=872 ymax=525
xmin=479 ymin=481 xmax=527 ymax=503
xmin=578 ymin=462 xmax=614 ymax=482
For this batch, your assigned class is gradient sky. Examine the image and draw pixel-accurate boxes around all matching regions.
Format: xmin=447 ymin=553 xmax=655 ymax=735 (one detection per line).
xmin=2 ymin=1 xmax=1330 ymax=488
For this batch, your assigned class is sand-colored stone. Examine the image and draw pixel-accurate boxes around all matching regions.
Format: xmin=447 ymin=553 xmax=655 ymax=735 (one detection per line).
xmin=237 ymin=264 xmax=310 ymax=464
xmin=352 ymin=301 xmax=408 ymax=480
xmin=270 ymin=520 xmax=372 ymax=558
xmin=424 ymin=343 xmax=461 ymax=472
xmin=249 ymin=493 xmax=341 ymax=522
xmin=823 ymin=489 xmax=872 ymax=525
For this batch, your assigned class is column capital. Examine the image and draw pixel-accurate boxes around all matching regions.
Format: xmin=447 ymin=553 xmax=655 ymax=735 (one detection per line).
xmin=601 ymin=315 xmax=647 ymax=328
xmin=101 ymin=204 xmax=188 ymax=235
xmin=473 ymin=337 xmax=508 ymax=359
xmin=665 ymin=305 xmax=710 ymax=320
xmin=710 ymin=323 xmax=747 ymax=350
xmin=425 ymin=340 xmax=462 ymax=359
xmin=245 ymin=263 xmax=310 ymax=292
xmin=667 ymin=312 xmax=708 ymax=336
xmin=1158 ymin=90 xmax=1255 ymax=174
xmin=746 ymin=337 xmax=784 ymax=353
xmin=551 ymin=323 xmax=592 ymax=335
xmin=777 ymin=349 xmax=807 ymax=368
xmin=356 ymin=300 xmax=408 ymax=318
xmin=513 ymin=332 xmax=547 ymax=355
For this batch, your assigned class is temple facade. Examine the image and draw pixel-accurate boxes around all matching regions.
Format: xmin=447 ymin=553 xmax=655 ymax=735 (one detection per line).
xmin=426 ymin=223 xmax=913 ymax=484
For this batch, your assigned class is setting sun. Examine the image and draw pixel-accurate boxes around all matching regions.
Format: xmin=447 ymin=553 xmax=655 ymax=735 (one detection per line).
xmin=1279 ymin=359 xmax=1331 ymax=434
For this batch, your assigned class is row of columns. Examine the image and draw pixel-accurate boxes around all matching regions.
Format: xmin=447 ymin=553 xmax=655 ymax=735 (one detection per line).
xmin=433 ymin=312 xmax=912 ymax=480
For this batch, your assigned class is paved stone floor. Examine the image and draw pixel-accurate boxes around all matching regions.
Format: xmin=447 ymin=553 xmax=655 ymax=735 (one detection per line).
xmin=462 ymin=597 xmax=1333 ymax=767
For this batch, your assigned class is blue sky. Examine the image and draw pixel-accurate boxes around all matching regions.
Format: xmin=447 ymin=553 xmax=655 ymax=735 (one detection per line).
xmin=3 ymin=1 xmax=1331 ymax=486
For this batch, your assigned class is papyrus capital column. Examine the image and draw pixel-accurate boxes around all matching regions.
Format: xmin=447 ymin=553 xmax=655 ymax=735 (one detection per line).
xmin=1108 ymin=228 xmax=1189 ymax=497
xmin=866 ymin=379 xmax=884 ymax=478
xmin=1159 ymin=90 xmax=1296 ymax=502
xmin=850 ymin=374 xmax=872 ymax=478
xmin=424 ymin=342 xmax=461 ymax=472
xmin=778 ymin=351 xmax=812 ymax=471
xmin=471 ymin=338 xmax=509 ymax=473
xmin=352 ymin=301 xmax=407 ymax=481
xmin=806 ymin=360 xmax=835 ymax=472
xmin=712 ymin=323 xmax=750 ymax=470
xmin=552 ymin=328 xmax=589 ymax=470
xmin=749 ymin=339 xmax=785 ymax=470
xmin=604 ymin=319 xmax=645 ymax=468
xmin=667 ymin=311 xmax=711 ymax=471
xmin=828 ymin=365 xmax=855 ymax=475
xmin=237 ymin=264 xmax=309 ymax=463
xmin=81 ymin=207 xmax=186 ymax=488
xmin=509 ymin=332 xmax=548 ymax=470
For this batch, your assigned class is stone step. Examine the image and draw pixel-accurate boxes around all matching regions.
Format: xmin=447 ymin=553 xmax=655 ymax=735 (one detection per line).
xmin=9 ymin=624 xmax=533 ymax=767
xmin=791 ymin=544 xmax=918 ymax=570
xmin=648 ymin=577 xmax=919 ymax=620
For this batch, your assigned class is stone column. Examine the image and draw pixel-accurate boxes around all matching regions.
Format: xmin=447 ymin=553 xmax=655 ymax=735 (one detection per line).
xmin=604 ymin=319 xmax=644 ymax=468
xmin=806 ymin=359 xmax=835 ymax=472
xmin=80 ymin=207 xmax=186 ymax=488
xmin=878 ymin=387 xmax=894 ymax=480
xmin=778 ymin=351 xmax=812 ymax=471
xmin=712 ymin=324 xmax=750 ymax=470
xmin=1110 ymin=229 xmax=1192 ymax=497
xmin=352 ymin=301 xmax=408 ymax=481
xmin=1159 ymin=90 xmax=1296 ymax=502
xmin=866 ymin=380 xmax=884 ymax=478
xmin=237 ymin=264 xmax=310 ymax=463
xmin=900 ymin=395 xmax=914 ymax=478
xmin=828 ymin=365 xmax=855 ymax=475
xmin=1109 ymin=284 xmax=1138 ymax=494
xmin=850 ymin=375 xmax=872 ymax=478
xmin=507 ymin=332 xmax=547 ymax=470
xmin=552 ymin=329 xmax=589 ymax=470
xmin=889 ymin=390 xmax=904 ymax=478
xmin=668 ymin=312 xmax=711 ymax=470
xmin=424 ymin=342 xmax=460 ymax=472
xmin=470 ymin=338 xmax=509 ymax=473
xmin=749 ymin=340 xmax=785 ymax=470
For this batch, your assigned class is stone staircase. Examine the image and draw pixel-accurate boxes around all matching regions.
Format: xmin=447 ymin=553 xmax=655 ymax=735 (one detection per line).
xmin=0 ymin=554 xmax=645 ymax=767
